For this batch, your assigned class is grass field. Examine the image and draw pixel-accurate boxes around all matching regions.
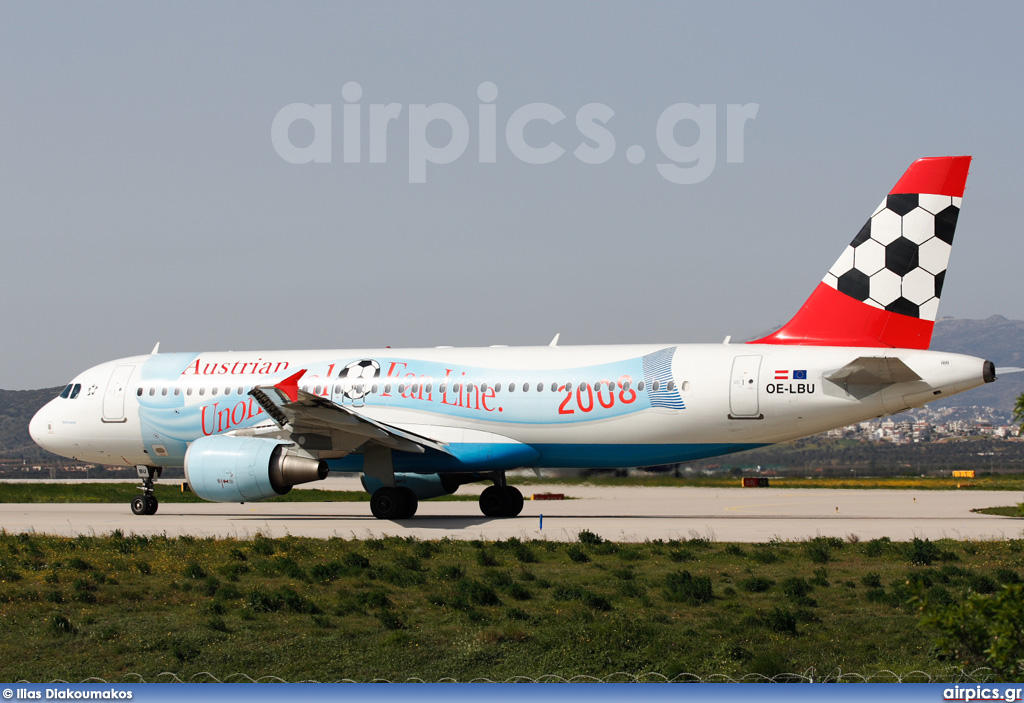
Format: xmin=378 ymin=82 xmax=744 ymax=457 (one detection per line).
xmin=0 ymin=530 xmax=1019 ymax=682
xmin=2 ymin=473 xmax=1024 ymax=505
xmin=0 ymin=483 xmax=477 ymax=504
xmin=510 ymin=474 xmax=1024 ymax=491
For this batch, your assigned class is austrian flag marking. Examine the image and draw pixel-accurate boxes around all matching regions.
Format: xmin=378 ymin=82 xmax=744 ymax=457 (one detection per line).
xmin=774 ymin=370 xmax=789 ymax=380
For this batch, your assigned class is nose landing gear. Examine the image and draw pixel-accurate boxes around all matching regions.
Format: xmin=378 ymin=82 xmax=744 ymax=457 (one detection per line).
xmin=131 ymin=465 xmax=161 ymax=516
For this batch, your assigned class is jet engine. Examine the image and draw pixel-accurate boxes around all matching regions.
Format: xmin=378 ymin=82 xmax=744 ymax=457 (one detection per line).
xmin=184 ymin=435 xmax=328 ymax=503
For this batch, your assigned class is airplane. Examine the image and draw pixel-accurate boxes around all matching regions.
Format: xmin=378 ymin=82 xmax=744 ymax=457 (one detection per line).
xmin=29 ymin=155 xmax=1000 ymax=520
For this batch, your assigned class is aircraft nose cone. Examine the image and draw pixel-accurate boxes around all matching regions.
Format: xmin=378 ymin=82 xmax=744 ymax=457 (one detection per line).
xmin=28 ymin=407 xmax=49 ymax=448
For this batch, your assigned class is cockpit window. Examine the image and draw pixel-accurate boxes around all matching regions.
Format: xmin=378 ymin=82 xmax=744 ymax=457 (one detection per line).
xmin=69 ymin=384 xmax=81 ymax=399
xmin=59 ymin=384 xmax=73 ymax=399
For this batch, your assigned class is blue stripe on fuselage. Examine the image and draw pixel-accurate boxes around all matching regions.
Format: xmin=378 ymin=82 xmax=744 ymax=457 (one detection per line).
xmin=326 ymin=442 xmax=765 ymax=473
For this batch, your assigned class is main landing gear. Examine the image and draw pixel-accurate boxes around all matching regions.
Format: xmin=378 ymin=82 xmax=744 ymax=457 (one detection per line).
xmin=369 ymin=486 xmax=419 ymax=520
xmin=131 ymin=465 xmax=161 ymax=516
xmin=479 ymin=485 xmax=524 ymax=518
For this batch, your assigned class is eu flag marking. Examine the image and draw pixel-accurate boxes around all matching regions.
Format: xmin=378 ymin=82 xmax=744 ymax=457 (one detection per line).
xmin=793 ymin=370 xmax=807 ymax=380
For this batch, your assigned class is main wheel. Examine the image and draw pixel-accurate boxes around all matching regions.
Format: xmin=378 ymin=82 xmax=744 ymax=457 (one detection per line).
xmin=503 ymin=486 xmax=524 ymax=517
xmin=370 ymin=487 xmax=405 ymax=520
xmin=396 ymin=487 xmax=418 ymax=519
xmin=131 ymin=495 xmax=147 ymax=515
xmin=145 ymin=495 xmax=159 ymax=515
xmin=479 ymin=485 xmax=509 ymax=517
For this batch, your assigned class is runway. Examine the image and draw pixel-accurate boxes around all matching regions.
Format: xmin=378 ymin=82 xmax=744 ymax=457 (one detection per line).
xmin=2 ymin=479 xmax=1023 ymax=541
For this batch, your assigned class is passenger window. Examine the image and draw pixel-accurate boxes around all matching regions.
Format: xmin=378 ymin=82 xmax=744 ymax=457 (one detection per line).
xmin=199 ymin=388 xmax=206 ymax=396
xmin=174 ymin=388 xmax=181 ymax=396
xmin=508 ymin=383 xmax=515 ymax=392
xmin=237 ymin=386 xmax=243 ymax=395
xmin=480 ymin=383 xmax=488 ymax=392
xmin=622 ymin=381 xmax=631 ymax=391
xmin=549 ymin=382 xmax=556 ymax=392
xmin=681 ymin=381 xmax=690 ymax=391
xmin=212 ymin=387 xmax=218 ymax=396
xmin=523 ymin=382 xmax=529 ymax=392
xmin=667 ymin=381 xmax=676 ymax=391
xmin=398 ymin=384 xmax=405 ymax=394
xmin=371 ymin=384 xmax=378 ymax=394
xmin=652 ymin=380 xmax=660 ymax=392
xmin=453 ymin=383 xmax=461 ymax=393
xmin=70 ymin=384 xmax=81 ymax=399
xmin=136 ymin=388 xmax=143 ymax=397
xmin=314 ymin=385 xmax=322 ymax=395
xmin=426 ymin=383 xmax=432 ymax=394
xmin=161 ymin=388 xmax=168 ymax=396
xmin=186 ymin=388 xmax=193 ymax=396
xmin=637 ymin=381 xmax=645 ymax=392
xmin=494 ymin=383 xmax=501 ymax=393
xmin=384 ymin=384 xmax=391 ymax=393
xmin=224 ymin=387 xmax=231 ymax=395
xmin=149 ymin=388 xmax=155 ymax=396
xmin=564 ymin=382 xmax=572 ymax=392
xmin=412 ymin=384 xmax=420 ymax=394
xmin=335 ymin=385 xmax=342 ymax=394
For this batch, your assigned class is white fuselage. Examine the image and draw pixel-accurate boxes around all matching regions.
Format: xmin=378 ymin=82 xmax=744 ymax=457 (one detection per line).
xmin=29 ymin=343 xmax=990 ymax=472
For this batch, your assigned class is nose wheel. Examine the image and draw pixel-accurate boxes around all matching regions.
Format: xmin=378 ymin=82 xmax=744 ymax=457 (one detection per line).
xmin=131 ymin=494 xmax=159 ymax=516
xmin=132 ymin=465 xmax=161 ymax=516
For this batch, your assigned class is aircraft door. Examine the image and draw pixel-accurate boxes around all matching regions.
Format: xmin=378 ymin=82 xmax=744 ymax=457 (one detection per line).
xmin=729 ymin=355 xmax=763 ymax=419
xmin=102 ymin=365 xmax=136 ymax=422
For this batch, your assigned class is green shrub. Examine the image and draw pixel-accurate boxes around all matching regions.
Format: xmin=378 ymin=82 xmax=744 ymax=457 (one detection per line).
xmin=664 ymin=571 xmax=713 ymax=604
xmin=917 ymin=583 xmax=1024 ymax=679
xmin=50 ymin=614 xmax=77 ymax=635
xmin=761 ymin=607 xmax=798 ymax=635
xmin=861 ymin=573 xmax=882 ymax=588
xmin=566 ymin=545 xmax=590 ymax=563
xmin=578 ymin=530 xmax=604 ymax=546
xmin=183 ymin=562 xmax=206 ymax=579
xmin=376 ymin=610 xmax=406 ymax=630
xmin=740 ymin=576 xmax=774 ymax=593
xmin=458 ymin=579 xmax=500 ymax=606
xmin=907 ymin=538 xmax=940 ymax=565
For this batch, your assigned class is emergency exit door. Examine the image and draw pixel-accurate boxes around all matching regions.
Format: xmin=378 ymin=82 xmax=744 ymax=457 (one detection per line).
xmin=729 ymin=355 xmax=762 ymax=419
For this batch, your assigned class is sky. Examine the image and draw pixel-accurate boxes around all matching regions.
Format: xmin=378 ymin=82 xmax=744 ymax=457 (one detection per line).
xmin=2 ymin=2 xmax=1022 ymax=389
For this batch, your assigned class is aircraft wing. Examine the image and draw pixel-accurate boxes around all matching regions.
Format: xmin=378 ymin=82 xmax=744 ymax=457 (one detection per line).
xmin=824 ymin=357 xmax=922 ymax=399
xmin=247 ymin=370 xmax=451 ymax=459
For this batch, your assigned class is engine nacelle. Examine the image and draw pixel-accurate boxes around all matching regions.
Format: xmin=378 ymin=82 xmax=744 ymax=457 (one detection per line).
xmin=184 ymin=435 xmax=328 ymax=503
xmin=361 ymin=472 xmax=475 ymax=500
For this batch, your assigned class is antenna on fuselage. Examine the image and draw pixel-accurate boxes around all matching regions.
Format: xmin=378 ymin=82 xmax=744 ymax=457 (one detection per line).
xmin=549 ymin=333 xmax=560 ymax=347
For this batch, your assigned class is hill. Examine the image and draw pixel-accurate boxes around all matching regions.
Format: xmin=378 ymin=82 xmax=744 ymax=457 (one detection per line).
xmin=0 ymin=387 xmax=66 ymax=463
xmin=927 ymin=315 xmax=1024 ymax=415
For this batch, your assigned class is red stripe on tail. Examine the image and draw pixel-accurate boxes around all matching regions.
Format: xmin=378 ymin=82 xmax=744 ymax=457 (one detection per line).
xmin=752 ymin=282 xmax=934 ymax=348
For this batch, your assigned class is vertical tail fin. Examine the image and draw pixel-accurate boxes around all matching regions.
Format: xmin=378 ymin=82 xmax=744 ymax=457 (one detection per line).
xmin=752 ymin=156 xmax=971 ymax=349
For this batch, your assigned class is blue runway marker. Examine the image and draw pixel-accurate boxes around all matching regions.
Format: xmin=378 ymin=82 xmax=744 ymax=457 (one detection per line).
xmin=539 ymin=514 xmax=543 ymax=530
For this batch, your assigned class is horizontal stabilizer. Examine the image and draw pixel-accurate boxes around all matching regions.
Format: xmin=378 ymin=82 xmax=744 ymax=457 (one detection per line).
xmin=825 ymin=357 xmax=921 ymax=399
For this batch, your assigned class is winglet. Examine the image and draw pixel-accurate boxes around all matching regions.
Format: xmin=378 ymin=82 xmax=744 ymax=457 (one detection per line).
xmin=549 ymin=333 xmax=560 ymax=347
xmin=275 ymin=369 xmax=307 ymax=403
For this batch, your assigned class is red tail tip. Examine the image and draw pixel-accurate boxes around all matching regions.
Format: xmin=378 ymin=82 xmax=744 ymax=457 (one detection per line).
xmin=889 ymin=156 xmax=971 ymax=198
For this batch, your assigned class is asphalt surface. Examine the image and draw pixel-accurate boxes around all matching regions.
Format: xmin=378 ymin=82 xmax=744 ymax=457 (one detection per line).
xmin=1 ymin=478 xmax=1022 ymax=541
